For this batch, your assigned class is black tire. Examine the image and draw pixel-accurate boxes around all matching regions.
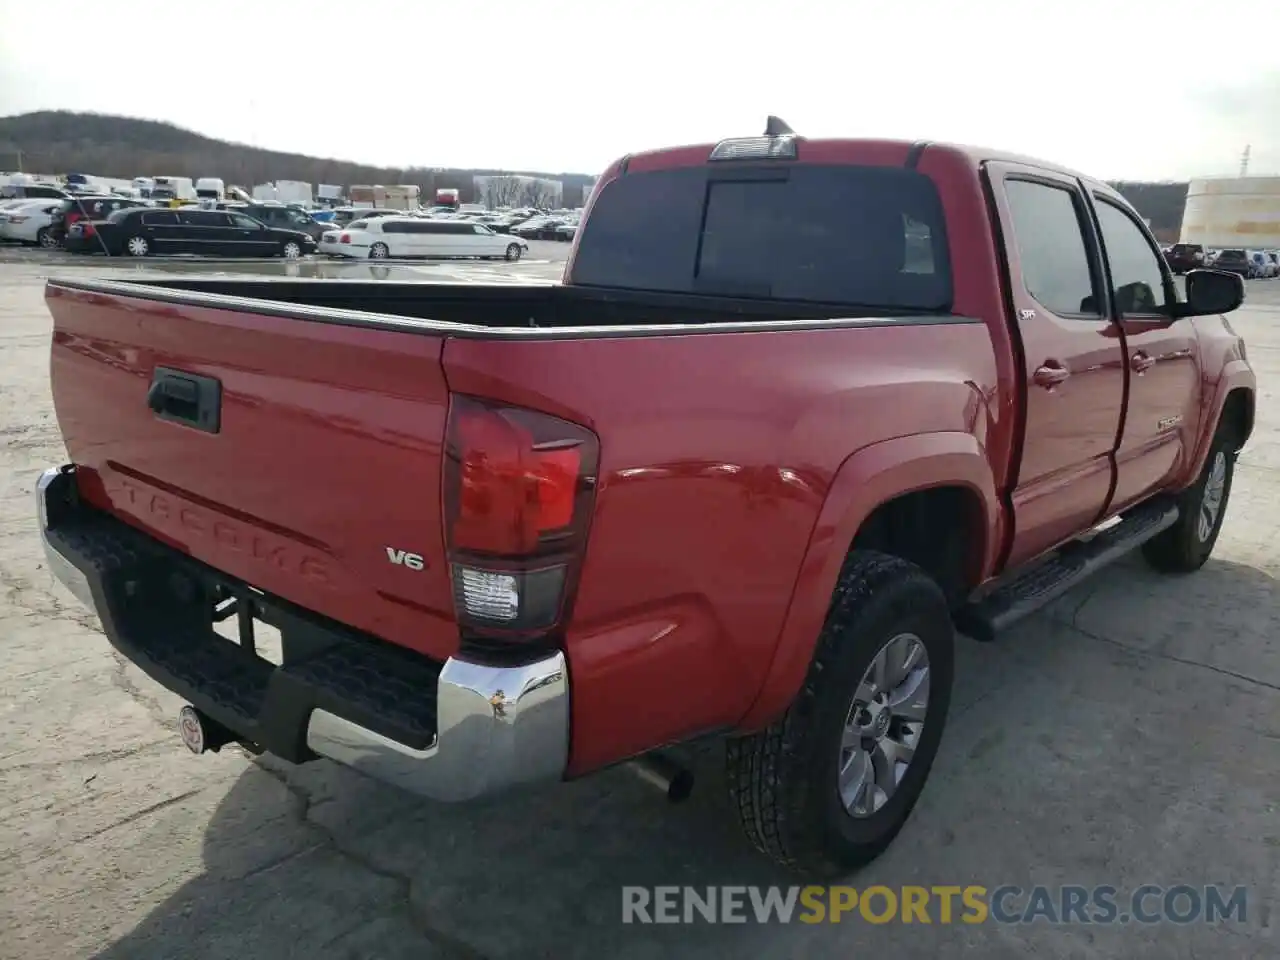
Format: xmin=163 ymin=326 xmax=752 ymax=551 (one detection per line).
xmin=505 ymin=243 xmax=523 ymax=261
xmin=369 ymin=242 xmax=389 ymax=260
xmin=124 ymin=235 xmax=150 ymax=257
xmin=1141 ymin=425 xmax=1236 ymax=573
xmin=37 ymin=227 xmax=58 ymax=250
xmin=726 ymin=551 xmax=955 ymax=876
xmin=280 ymin=240 xmax=303 ymax=260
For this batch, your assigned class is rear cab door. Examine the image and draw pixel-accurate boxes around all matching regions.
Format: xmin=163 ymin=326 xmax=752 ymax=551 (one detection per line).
xmin=985 ymin=161 xmax=1127 ymax=566
xmin=1084 ymin=188 xmax=1202 ymax=512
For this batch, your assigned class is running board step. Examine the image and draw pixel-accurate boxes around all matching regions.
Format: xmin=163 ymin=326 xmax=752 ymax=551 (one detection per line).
xmin=955 ymin=499 xmax=1180 ymax=642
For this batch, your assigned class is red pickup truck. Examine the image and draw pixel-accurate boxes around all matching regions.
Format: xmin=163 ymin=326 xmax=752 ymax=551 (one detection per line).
xmin=38 ymin=120 xmax=1254 ymax=875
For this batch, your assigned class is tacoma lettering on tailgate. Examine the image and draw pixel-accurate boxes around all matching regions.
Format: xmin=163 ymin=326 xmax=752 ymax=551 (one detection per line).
xmin=109 ymin=477 xmax=332 ymax=584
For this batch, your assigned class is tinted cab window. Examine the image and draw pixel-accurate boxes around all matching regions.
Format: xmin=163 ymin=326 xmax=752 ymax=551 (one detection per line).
xmin=1003 ymin=179 xmax=1098 ymax=317
xmin=573 ymin=165 xmax=950 ymax=309
xmin=1093 ymin=200 xmax=1168 ymax=314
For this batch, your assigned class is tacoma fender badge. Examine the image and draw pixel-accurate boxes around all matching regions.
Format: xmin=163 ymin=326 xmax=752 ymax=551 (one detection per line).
xmin=1157 ymin=415 xmax=1183 ymax=430
xmin=386 ymin=547 xmax=426 ymax=571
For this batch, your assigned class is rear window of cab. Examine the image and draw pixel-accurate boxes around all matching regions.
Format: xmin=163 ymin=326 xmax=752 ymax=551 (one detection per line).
xmin=571 ymin=164 xmax=951 ymax=311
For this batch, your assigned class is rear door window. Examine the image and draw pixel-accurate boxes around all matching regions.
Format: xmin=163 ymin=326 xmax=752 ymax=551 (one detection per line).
xmin=1003 ymin=179 xmax=1100 ymax=318
xmin=572 ymin=164 xmax=951 ymax=309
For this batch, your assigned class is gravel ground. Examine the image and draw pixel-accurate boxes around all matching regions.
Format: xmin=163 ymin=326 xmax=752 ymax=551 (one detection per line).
xmin=1 ymin=251 xmax=1277 ymax=959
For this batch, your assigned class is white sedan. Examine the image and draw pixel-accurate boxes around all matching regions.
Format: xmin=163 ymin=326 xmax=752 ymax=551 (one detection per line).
xmin=0 ymin=199 xmax=61 ymax=247
xmin=320 ymin=216 xmax=529 ymax=261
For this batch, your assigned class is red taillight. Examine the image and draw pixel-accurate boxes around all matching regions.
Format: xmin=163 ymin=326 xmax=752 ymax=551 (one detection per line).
xmin=67 ymin=211 xmax=82 ymax=224
xmin=80 ymin=222 xmax=96 ymax=237
xmin=443 ymin=395 xmax=599 ymax=638
xmin=339 ymin=232 xmax=351 ymax=244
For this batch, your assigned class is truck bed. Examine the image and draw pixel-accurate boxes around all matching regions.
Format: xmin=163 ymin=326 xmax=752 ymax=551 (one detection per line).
xmin=51 ymin=275 xmax=960 ymax=333
xmin=45 ymin=274 xmax=996 ymax=760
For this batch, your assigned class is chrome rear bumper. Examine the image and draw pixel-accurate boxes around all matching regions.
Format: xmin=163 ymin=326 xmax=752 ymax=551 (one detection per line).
xmin=37 ymin=465 xmax=569 ymax=802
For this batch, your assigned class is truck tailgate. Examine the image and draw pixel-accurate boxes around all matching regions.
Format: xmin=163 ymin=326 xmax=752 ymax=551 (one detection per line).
xmin=46 ymin=283 xmax=459 ymax=661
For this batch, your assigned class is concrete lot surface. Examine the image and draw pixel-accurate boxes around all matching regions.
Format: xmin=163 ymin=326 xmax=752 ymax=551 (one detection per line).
xmin=0 ymin=250 xmax=1277 ymax=959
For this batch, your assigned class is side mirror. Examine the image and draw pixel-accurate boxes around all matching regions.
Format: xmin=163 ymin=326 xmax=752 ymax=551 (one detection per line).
xmin=1175 ymin=269 xmax=1245 ymax=318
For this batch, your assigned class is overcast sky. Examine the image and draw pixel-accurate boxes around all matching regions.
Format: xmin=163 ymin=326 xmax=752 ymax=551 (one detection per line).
xmin=2 ymin=0 xmax=1277 ymax=180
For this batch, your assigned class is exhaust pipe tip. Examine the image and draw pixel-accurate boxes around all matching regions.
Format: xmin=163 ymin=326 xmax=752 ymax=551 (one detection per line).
xmin=629 ymin=751 xmax=695 ymax=803
xmin=177 ymin=705 xmax=241 ymax=755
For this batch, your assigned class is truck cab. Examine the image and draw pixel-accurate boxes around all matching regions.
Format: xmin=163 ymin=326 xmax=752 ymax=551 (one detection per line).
xmin=195 ymin=178 xmax=226 ymax=207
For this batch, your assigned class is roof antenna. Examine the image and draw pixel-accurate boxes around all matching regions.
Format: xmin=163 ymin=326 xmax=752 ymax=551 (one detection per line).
xmin=764 ymin=116 xmax=795 ymax=137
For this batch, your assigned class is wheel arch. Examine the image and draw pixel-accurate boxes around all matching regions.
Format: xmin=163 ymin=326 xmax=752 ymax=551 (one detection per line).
xmin=737 ymin=431 xmax=1000 ymax=730
xmin=1182 ymin=361 xmax=1256 ymax=489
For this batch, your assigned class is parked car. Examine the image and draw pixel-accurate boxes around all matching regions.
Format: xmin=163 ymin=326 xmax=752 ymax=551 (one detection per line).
xmin=1164 ymin=243 xmax=1207 ymax=274
xmin=1211 ymin=249 xmax=1254 ymax=278
xmin=240 ymin=203 xmax=331 ymax=242
xmin=0 ymin=199 xmax=62 ymax=247
xmin=62 ymin=207 xmax=317 ymax=258
xmin=554 ymin=219 xmax=579 ymax=241
xmin=0 ymin=182 xmax=66 ymax=201
xmin=319 ymin=216 xmax=528 ymax=260
xmin=1248 ymin=250 xmax=1277 ymax=278
xmin=36 ymin=124 xmax=1254 ymax=876
xmin=48 ymin=195 xmax=147 ymax=246
xmin=512 ymin=216 xmax=565 ymax=240
xmin=330 ymin=206 xmax=403 ymax=227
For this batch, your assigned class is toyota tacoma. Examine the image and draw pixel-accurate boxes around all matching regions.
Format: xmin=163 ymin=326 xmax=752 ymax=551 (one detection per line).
xmin=37 ymin=118 xmax=1254 ymax=874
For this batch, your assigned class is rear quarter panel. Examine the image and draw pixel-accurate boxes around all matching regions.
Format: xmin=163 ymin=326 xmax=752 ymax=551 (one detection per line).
xmin=443 ymin=322 xmax=1000 ymax=774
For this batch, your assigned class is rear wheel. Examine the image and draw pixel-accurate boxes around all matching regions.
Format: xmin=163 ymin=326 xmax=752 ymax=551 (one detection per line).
xmin=125 ymin=235 xmax=150 ymax=257
xmin=1142 ymin=425 xmax=1236 ymax=573
xmin=726 ymin=552 xmax=954 ymax=875
xmin=505 ymin=243 xmax=522 ymax=261
xmin=369 ymin=242 xmax=389 ymax=260
xmin=281 ymin=240 xmax=303 ymax=259
xmin=37 ymin=227 xmax=57 ymax=249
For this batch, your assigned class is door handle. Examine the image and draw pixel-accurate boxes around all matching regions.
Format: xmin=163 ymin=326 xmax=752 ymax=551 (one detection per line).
xmin=1033 ymin=360 xmax=1071 ymax=389
xmin=1131 ymin=351 xmax=1155 ymax=374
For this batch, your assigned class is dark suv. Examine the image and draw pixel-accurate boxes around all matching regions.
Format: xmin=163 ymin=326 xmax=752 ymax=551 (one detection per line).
xmin=1210 ymin=249 xmax=1252 ymax=278
xmin=1164 ymin=243 xmax=1206 ymax=275
xmin=49 ymin=195 xmax=146 ymax=246
xmin=241 ymin=204 xmax=328 ymax=241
